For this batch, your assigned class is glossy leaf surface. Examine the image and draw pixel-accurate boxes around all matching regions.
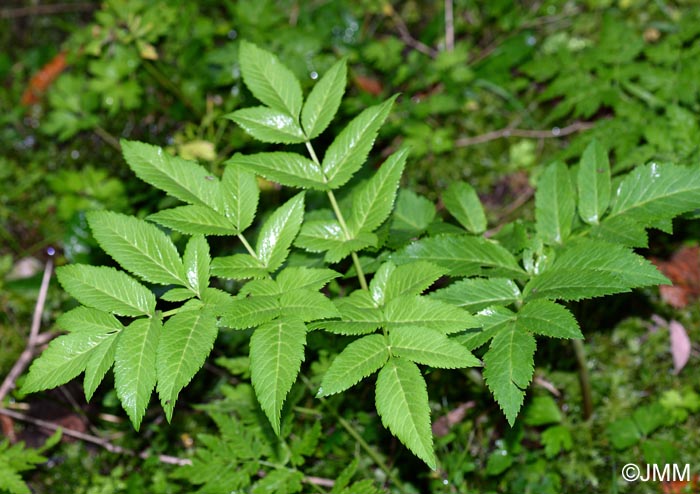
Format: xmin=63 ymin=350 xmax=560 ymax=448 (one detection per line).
xmin=88 ymin=211 xmax=185 ymax=286
xmin=375 ymin=358 xmax=436 ymax=469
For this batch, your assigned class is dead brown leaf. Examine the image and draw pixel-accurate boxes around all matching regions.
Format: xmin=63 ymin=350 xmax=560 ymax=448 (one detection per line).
xmin=651 ymin=246 xmax=700 ymax=308
xmin=353 ymin=75 xmax=383 ymax=96
xmin=431 ymin=401 xmax=474 ymax=437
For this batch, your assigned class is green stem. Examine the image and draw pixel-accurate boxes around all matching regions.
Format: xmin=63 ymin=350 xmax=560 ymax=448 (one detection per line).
xmin=237 ymin=233 xmax=257 ymax=258
xmin=300 ymin=376 xmax=406 ymax=491
xmin=94 ymin=125 xmax=121 ymax=151
xmin=304 ymin=141 xmax=369 ymax=290
xmin=329 ymin=191 xmax=369 ymax=291
xmin=572 ymin=338 xmax=593 ymax=420
xmin=304 ymin=141 xmax=321 ymax=165
xmin=161 ymin=306 xmax=187 ymax=318
xmin=325 ymin=189 xmax=350 ymax=237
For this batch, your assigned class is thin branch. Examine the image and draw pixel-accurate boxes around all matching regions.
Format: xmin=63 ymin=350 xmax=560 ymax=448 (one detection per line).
xmin=304 ymin=476 xmax=335 ymax=488
xmin=534 ymin=375 xmax=561 ymax=397
xmin=572 ymin=339 xmax=594 ymax=420
xmin=444 ymin=0 xmax=455 ymax=52
xmin=0 ymin=407 xmax=192 ymax=466
xmin=0 ymin=3 xmax=96 ymax=18
xmin=389 ymin=7 xmax=438 ymax=58
xmin=94 ymin=126 xmax=121 ymax=152
xmin=454 ymin=121 xmax=595 ymax=148
xmin=0 ymin=251 xmax=54 ymax=402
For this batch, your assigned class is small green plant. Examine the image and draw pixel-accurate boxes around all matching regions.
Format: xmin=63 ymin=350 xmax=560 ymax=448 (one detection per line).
xmin=0 ymin=430 xmax=61 ymax=494
xmin=21 ymin=41 xmax=700 ymax=474
xmin=524 ymin=8 xmax=700 ymax=170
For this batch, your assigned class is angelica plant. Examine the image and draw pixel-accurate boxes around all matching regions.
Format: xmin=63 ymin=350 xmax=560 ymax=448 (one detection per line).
xmin=22 ymin=41 xmax=700 ymax=470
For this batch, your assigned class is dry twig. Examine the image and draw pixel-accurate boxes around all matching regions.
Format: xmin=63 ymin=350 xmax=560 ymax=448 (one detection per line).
xmin=444 ymin=0 xmax=455 ymax=51
xmin=388 ymin=6 xmax=438 ymax=58
xmin=454 ymin=121 xmax=595 ymax=148
xmin=0 ymin=251 xmax=54 ymax=402
xmin=0 ymin=407 xmax=192 ymax=466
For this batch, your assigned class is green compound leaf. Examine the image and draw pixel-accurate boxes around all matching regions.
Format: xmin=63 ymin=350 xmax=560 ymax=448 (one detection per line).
xmin=383 ymin=295 xmax=479 ymax=334
xmin=57 ymin=265 xmax=155 ymax=317
xmin=211 ymin=254 xmax=268 ymax=280
xmin=238 ymin=40 xmax=303 ymax=118
xmin=516 ymin=300 xmax=582 ymax=339
xmin=226 ymin=106 xmax=306 ymax=144
xmin=310 ymin=299 xmax=384 ymax=335
xmin=279 ymin=290 xmax=339 ymax=322
xmin=250 ymin=318 xmax=307 ymax=435
xmin=218 ymin=295 xmax=280 ymax=329
xmin=523 ymin=269 xmax=629 ymax=301
xmin=240 ymin=278 xmax=281 ymax=297
xmin=577 ymin=139 xmax=611 ymax=225
xmin=87 ymin=211 xmax=185 ymax=286
xmin=384 ymin=261 xmax=446 ymax=302
xmin=322 ymin=96 xmax=396 ymax=189
xmin=375 ymin=358 xmax=436 ymax=469
xmin=551 ymin=239 xmax=669 ymax=288
xmin=295 ymin=220 xmax=345 ymax=252
xmin=535 ymin=162 xmax=576 ymax=245
xmin=183 ymin=235 xmax=210 ymax=297
xmin=590 ymin=215 xmax=648 ymax=247
xmin=276 ymin=267 xmax=339 ymax=292
xmin=53 ymin=307 xmax=124 ymax=400
xmin=221 ymin=165 xmax=259 ymax=233
xmin=323 ymin=233 xmax=378 ymax=263
xmin=228 ymin=152 xmax=326 ymax=190
xmin=121 ymin=140 xmax=222 ymax=211
xmin=161 ymin=288 xmax=195 ymax=302
xmin=201 ymin=288 xmax=234 ymax=309
xmin=442 ymin=182 xmax=487 ymax=234
xmin=83 ymin=330 xmax=120 ymax=401
xmin=392 ymin=234 xmax=524 ymax=278
xmin=318 ymin=334 xmax=388 ymax=397
xmin=256 ymin=192 xmax=305 ymax=272
xmin=56 ymin=306 xmax=125 ymax=334
xmin=148 ymin=206 xmax=237 ymax=236
xmin=483 ymin=323 xmax=536 ymax=426
xmin=301 ymin=58 xmax=347 ymax=139
xmin=368 ymin=261 xmax=395 ymax=306
xmin=114 ymin=315 xmax=161 ymax=430
xmin=523 ymin=238 xmax=669 ymax=301
xmin=296 ymin=220 xmax=377 ymax=263
xmin=431 ymin=278 xmax=521 ymax=312
xmin=21 ymin=316 xmax=123 ymax=395
xmin=347 ymin=148 xmax=408 ymax=236
xmin=455 ymin=306 xmax=516 ymax=351
xmin=609 ymin=162 xmax=700 ymax=225
xmin=157 ymin=308 xmax=217 ymax=421
xmin=389 ymin=327 xmax=481 ymax=368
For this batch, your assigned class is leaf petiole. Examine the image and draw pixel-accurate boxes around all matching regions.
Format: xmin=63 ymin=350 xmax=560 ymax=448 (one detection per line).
xmin=305 ymin=140 xmax=369 ymax=290
xmin=237 ymin=233 xmax=257 ymax=259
